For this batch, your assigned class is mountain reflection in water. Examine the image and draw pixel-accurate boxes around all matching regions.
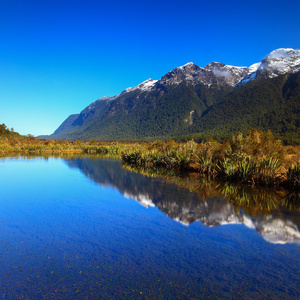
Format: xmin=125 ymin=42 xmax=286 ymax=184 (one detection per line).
xmin=64 ymin=157 xmax=300 ymax=245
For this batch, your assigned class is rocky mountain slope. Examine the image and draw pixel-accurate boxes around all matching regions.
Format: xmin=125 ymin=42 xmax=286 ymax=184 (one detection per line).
xmin=49 ymin=48 xmax=300 ymax=144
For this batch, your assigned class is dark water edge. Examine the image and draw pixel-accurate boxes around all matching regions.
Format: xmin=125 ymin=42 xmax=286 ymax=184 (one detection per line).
xmin=0 ymin=156 xmax=299 ymax=299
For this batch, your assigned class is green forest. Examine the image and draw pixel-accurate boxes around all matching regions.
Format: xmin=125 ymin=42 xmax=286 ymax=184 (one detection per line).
xmin=49 ymin=72 xmax=300 ymax=145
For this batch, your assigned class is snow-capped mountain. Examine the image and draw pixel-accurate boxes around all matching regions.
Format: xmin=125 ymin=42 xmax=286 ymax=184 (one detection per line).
xmin=49 ymin=47 xmax=300 ymax=142
xmin=159 ymin=48 xmax=300 ymax=88
xmin=238 ymin=48 xmax=300 ymax=86
xmin=65 ymin=48 xmax=300 ymax=107
xmin=257 ymin=48 xmax=300 ymax=78
xmin=158 ymin=61 xmax=250 ymax=87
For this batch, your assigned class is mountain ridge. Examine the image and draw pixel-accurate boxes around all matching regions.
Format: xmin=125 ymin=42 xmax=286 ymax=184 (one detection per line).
xmin=48 ymin=48 xmax=300 ymax=144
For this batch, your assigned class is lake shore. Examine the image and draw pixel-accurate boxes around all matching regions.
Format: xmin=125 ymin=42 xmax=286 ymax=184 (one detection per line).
xmin=1 ymin=129 xmax=299 ymax=190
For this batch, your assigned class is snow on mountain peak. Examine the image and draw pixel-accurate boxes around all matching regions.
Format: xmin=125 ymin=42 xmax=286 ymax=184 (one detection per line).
xmin=257 ymin=48 xmax=300 ymax=78
xmin=268 ymin=48 xmax=297 ymax=58
xmin=236 ymin=48 xmax=300 ymax=86
xmin=204 ymin=48 xmax=300 ymax=87
xmin=123 ymin=48 xmax=300 ymax=92
xmin=248 ymin=62 xmax=261 ymax=73
xmin=236 ymin=62 xmax=260 ymax=86
xmin=103 ymin=48 xmax=300 ymax=99
xmin=178 ymin=62 xmax=195 ymax=69
xmin=137 ymin=78 xmax=158 ymax=91
xmin=123 ymin=78 xmax=158 ymax=93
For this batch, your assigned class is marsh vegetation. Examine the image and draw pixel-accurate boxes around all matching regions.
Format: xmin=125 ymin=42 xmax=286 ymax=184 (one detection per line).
xmin=0 ymin=125 xmax=299 ymax=189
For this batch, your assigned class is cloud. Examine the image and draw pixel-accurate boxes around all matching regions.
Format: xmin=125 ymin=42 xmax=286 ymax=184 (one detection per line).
xmin=212 ymin=68 xmax=231 ymax=78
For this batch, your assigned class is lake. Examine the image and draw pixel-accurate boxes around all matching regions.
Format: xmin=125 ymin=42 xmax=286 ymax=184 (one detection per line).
xmin=0 ymin=156 xmax=299 ymax=299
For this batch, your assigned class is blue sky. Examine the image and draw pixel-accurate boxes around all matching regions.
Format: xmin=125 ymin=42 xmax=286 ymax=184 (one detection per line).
xmin=0 ymin=0 xmax=299 ymax=136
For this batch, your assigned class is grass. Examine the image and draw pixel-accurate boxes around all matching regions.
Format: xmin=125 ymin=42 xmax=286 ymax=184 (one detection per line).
xmin=121 ymin=130 xmax=299 ymax=189
xmin=0 ymin=128 xmax=299 ymax=189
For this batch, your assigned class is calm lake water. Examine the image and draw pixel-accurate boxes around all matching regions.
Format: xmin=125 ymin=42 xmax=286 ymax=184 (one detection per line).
xmin=0 ymin=156 xmax=299 ymax=299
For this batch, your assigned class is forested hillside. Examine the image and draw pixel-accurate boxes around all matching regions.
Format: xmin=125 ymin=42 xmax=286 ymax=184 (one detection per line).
xmin=49 ymin=72 xmax=300 ymax=144
xmin=182 ymin=72 xmax=300 ymax=144
xmin=48 ymin=48 xmax=300 ymax=144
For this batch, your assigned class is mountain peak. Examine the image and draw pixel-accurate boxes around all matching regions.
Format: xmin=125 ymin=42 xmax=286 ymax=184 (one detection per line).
xmin=159 ymin=62 xmax=203 ymax=85
xmin=204 ymin=62 xmax=225 ymax=69
xmin=256 ymin=48 xmax=300 ymax=78
xmin=178 ymin=62 xmax=196 ymax=69
xmin=269 ymin=48 xmax=298 ymax=57
xmin=137 ymin=78 xmax=156 ymax=86
xmin=118 ymin=48 xmax=300 ymax=94
xmin=137 ymin=78 xmax=158 ymax=91
xmin=203 ymin=61 xmax=249 ymax=86
xmin=123 ymin=78 xmax=158 ymax=94
xmin=266 ymin=48 xmax=300 ymax=65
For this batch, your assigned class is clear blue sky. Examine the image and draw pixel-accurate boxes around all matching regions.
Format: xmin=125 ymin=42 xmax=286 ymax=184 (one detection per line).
xmin=0 ymin=0 xmax=299 ymax=136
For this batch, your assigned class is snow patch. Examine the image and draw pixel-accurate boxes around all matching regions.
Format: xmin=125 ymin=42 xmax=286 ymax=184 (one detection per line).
xmin=248 ymin=62 xmax=261 ymax=73
xmin=257 ymin=217 xmax=300 ymax=244
xmin=178 ymin=62 xmax=195 ymax=70
xmin=173 ymin=217 xmax=190 ymax=226
xmin=242 ymin=215 xmax=255 ymax=229
xmin=123 ymin=192 xmax=155 ymax=208
xmin=123 ymin=78 xmax=158 ymax=93
xmin=258 ymin=48 xmax=300 ymax=76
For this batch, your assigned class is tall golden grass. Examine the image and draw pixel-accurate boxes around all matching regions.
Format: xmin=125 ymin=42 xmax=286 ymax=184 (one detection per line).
xmin=0 ymin=129 xmax=299 ymax=188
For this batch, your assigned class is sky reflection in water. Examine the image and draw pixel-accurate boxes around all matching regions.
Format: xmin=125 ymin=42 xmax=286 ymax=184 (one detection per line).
xmin=0 ymin=157 xmax=299 ymax=299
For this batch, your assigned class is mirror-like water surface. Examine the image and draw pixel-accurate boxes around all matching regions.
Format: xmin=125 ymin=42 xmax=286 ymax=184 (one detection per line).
xmin=0 ymin=157 xmax=299 ymax=299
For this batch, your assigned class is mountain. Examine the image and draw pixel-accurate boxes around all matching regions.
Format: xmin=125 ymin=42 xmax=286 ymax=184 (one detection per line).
xmin=49 ymin=48 xmax=300 ymax=144
xmin=187 ymin=70 xmax=300 ymax=143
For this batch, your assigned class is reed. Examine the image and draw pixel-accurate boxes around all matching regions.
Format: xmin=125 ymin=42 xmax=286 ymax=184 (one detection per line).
xmin=1 ymin=129 xmax=299 ymax=189
xmin=121 ymin=130 xmax=299 ymax=189
xmin=285 ymin=164 xmax=300 ymax=188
